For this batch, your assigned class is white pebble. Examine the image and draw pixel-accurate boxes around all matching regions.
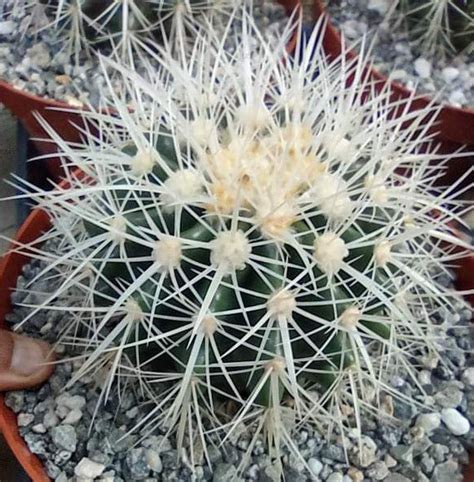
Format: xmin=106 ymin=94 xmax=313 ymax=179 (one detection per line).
xmin=441 ymin=408 xmax=470 ymax=435
xmin=56 ymin=394 xmax=86 ymax=411
xmin=32 ymin=423 xmax=47 ymax=434
xmin=390 ymin=69 xmax=408 ymax=81
xmin=342 ymin=20 xmax=363 ymax=39
xmin=418 ymin=370 xmax=432 ymax=385
xmin=368 ymin=0 xmax=390 ymax=14
xmin=414 ymin=58 xmax=432 ymax=79
xmin=74 ymin=458 xmax=106 ymax=479
xmin=462 ymin=367 xmax=474 ymax=386
xmin=327 ymin=473 xmax=344 ymax=482
xmin=17 ymin=413 xmax=34 ymax=427
xmin=0 ymin=21 xmax=15 ymax=35
xmin=416 ymin=413 xmax=441 ymax=433
xmin=145 ymin=449 xmax=162 ymax=473
xmin=442 ymin=67 xmax=460 ymax=82
xmin=62 ymin=409 xmax=83 ymax=425
xmin=308 ymin=458 xmax=323 ymax=476
xmin=448 ymin=90 xmax=467 ymax=106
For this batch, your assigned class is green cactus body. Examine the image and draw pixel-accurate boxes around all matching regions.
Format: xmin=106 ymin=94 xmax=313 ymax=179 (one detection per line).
xmin=38 ymin=0 xmax=234 ymax=59
xmin=76 ymin=124 xmax=400 ymax=412
xmin=399 ymin=0 xmax=474 ymax=54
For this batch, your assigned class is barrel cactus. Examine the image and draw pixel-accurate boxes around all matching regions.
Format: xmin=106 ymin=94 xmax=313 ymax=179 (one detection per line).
xmin=16 ymin=14 xmax=471 ymax=475
xmin=34 ymin=0 xmax=235 ymax=61
xmin=394 ymin=0 xmax=474 ymax=54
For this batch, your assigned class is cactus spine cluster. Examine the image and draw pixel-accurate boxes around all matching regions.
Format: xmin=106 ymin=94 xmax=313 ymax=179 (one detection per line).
xmin=396 ymin=0 xmax=474 ymax=54
xmin=36 ymin=0 xmax=234 ymax=60
xmin=15 ymin=11 xmax=471 ymax=476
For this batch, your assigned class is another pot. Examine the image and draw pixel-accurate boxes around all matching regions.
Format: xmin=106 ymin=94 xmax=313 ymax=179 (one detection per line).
xmin=0 ymin=202 xmax=473 ymax=481
xmin=0 ymin=0 xmax=301 ymax=181
xmin=311 ymin=0 xmax=474 ymax=186
xmin=0 ymin=207 xmax=51 ymax=482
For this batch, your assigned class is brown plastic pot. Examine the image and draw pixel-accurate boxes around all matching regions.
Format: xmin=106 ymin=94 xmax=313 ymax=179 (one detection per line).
xmin=0 ymin=0 xmax=302 ymax=181
xmin=311 ymin=0 xmax=474 ymax=186
xmin=0 ymin=200 xmax=473 ymax=480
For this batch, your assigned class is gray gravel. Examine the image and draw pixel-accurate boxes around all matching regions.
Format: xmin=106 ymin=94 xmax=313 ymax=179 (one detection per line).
xmin=326 ymin=0 xmax=474 ymax=108
xmin=0 ymin=1 xmax=290 ymax=106
xmin=3 ymin=240 xmax=473 ymax=480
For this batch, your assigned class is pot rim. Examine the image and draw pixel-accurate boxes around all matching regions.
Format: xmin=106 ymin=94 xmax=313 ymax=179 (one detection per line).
xmin=311 ymin=0 xmax=474 ymax=117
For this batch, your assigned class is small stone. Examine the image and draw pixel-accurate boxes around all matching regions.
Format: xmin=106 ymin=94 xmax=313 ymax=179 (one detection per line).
xmin=126 ymin=407 xmax=139 ymax=418
xmin=418 ymin=370 xmax=432 ymax=386
xmin=366 ymin=461 xmax=389 ymax=480
xmin=141 ymin=435 xmax=172 ymax=453
xmin=461 ymin=367 xmax=474 ymax=386
xmin=308 ymin=458 xmax=323 ymax=476
xmin=0 ymin=21 xmax=15 ymax=35
xmin=62 ymin=409 xmax=83 ymax=425
xmin=352 ymin=435 xmax=377 ymax=468
xmin=326 ymin=472 xmax=344 ymax=482
xmin=385 ymin=474 xmax=410 ymax=482
xmin=430 ymin=444 xmax=450 ymax=463
xmin=24 ymin=433 xmax=47 ymax=455
xmin=51 ymin=425 xmax=77 ymax=452
xmin=56 ymin=394 xmax=86 ymax=411
xmin=26 ymin=43 xmax=51 ymax=69
xmin=64 ymin=96 xmax=84 ymax=108
xmin=32 ymin=423 xmax=47 ymax=434
xmin=55 ymin=74 xmax=71 ymax=86
xmin=346 ymin=467 xmax=363 ymax=482
xmin=416 ymin=413 xmax=441 ymax=433
xmin=17 ymin=413 xmax=35 ymax=427
xmin=420 ymin=453 xmax=435 ymax=474
xmin=99 ymin=471 xmax=116 ymax=482
xmin=390 ymin=69 xmax=408 ymax=81
xmin=45 ymin=461 xmax=61 ymax=479
xmin=381 ymin=395 xmax=394 ymax=417
xmin=74 ymin=458 xmax=106 ymax=479
xmin=43 ymin=410 xmax=59 ymax=428
xmin=449 ymin=90 xmax=467 ymax=107
xmin=5 ymin=391 xmax=24 ymax=412
xmin=384 ymin=454 xmax=397 ymax=468
xmin=442 ymin=67 xmax=460 ymax=83
xmin=55 ymin=472 xmax=68 ymax=482
xmin=213 ymin=463 xmax=238 ymax=482
xmin=434 ymin=385 xmax=463 ymax=408
xmin=414 ymin=58 xmax=432 ymax=79
xmin=340 ymin=19 xmax=367 ymax=39
xmin=321 ymin=445 xmax=345 ymax=462
xmin=432 ymin=460 xmax=461 ymax=482
xmin=126 ymin=448 xmax=150 ymax=479
xmin=326 ymin=473 xmax=344 ymax=482
xmin=441 ymin=408 xmax=470 ymax=435
xmin=389 ymin=445 xmax=413 ymax=465
xmin=145 ymin=449 xmax=162 ymax=474
xmin=367 ymin=0 xmax=390 ymax=14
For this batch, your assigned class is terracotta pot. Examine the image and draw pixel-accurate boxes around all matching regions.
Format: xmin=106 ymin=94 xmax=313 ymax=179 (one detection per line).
xmin=0 ymin=0 xmax=301 ymax=181
xmin=311 ymin=0 xmax=474 ymax=186
xmin=0 ymin=203 xmax=473 ymax=480
xmin=0 ymin=207 xmax=52 ymax=482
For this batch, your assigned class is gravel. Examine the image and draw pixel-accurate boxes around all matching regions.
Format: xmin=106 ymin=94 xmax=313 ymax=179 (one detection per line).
xmin=441 ymin=408 xmax=471 ymax=436
xmin=3 ymin=250 xmax=474 ymax=481
xmin=0 ymin=0 xmax=290 ymax=106
xmin=325 ymin=0 xmax=474 ymax=108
